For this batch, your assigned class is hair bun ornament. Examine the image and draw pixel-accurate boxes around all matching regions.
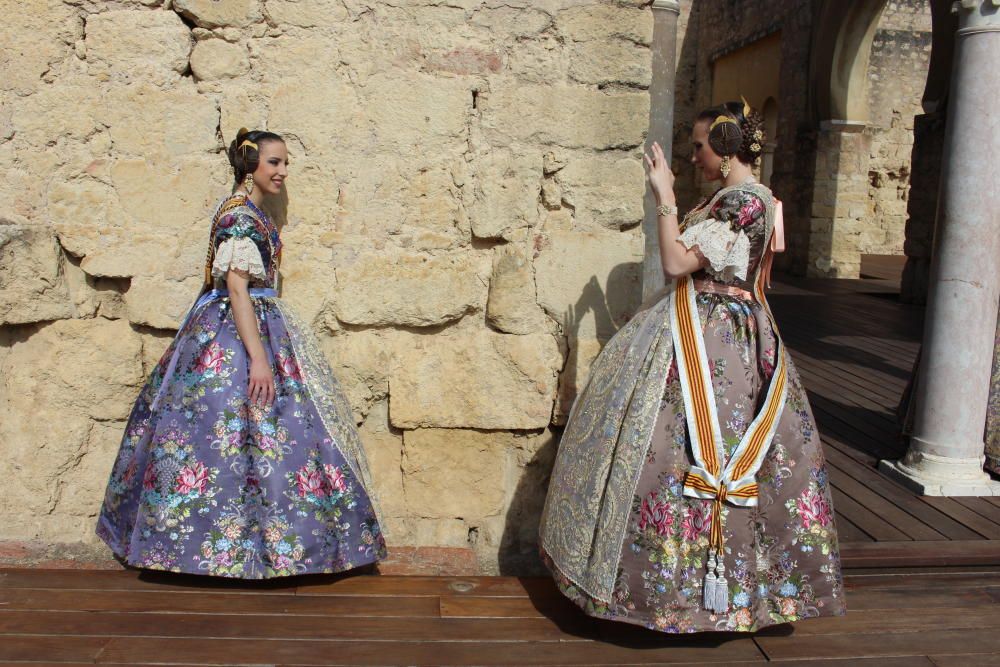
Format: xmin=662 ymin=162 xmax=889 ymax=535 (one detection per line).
xmin=708 ymin=114 xmax=743 ymax=157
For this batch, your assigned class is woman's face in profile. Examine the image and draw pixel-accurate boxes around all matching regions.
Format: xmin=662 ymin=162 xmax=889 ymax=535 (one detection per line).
xmin=253 ymin=141 xmax=289 ymax=195
xmin=691 ymin=120 xmax=723 ymax=181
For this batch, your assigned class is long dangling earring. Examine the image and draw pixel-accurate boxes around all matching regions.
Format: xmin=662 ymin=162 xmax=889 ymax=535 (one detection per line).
xmin=244 ymin=173 xmax=254 ymax=195
xmin=720 ymin=155 xmax=731 ymax=179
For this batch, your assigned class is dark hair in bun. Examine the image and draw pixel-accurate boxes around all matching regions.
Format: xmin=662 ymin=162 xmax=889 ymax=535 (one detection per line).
xmin=696 ymin=101 xmax=765 ymax=165
xmin=227 ymin=128 xmax=284 ymax=184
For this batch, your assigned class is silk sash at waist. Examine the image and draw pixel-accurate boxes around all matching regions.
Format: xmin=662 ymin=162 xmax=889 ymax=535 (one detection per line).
xmin=692 ymin=278 xmax=754 ymax=301
xmin=195 ymin=287 xmax=278 ymax=310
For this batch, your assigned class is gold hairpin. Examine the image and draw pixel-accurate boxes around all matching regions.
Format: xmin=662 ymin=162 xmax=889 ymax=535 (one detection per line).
xmin=239 ymin=139 xmax=258 ymax=151
xmin=741 ymin=96 xmax=751 ymax=117
xmin=710 ymin=115 xmax=738 ymax=131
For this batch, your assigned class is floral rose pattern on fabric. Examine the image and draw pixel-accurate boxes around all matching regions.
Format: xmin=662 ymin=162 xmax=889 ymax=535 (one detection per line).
xmin=97 ymin=194 xmax=386 ymax=578
xmin=541 ymin=184 xmax=844 ymax=632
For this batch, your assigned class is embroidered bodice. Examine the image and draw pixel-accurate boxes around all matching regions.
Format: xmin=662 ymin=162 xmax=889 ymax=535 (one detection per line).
xmin=208 ymin=194 xmax=282 ymax=290
xmin=678 ymin=183 xmax=774 ymax=291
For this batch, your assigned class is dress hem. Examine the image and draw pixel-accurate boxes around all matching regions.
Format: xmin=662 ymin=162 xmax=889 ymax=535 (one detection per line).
xmin=540 ymin=548 xmax=846 ymax=634
xmin=96 ymin=523 xmax=387 ymax=581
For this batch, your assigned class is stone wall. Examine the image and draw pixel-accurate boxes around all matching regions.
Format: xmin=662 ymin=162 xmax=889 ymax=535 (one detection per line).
xmin=863 ymin=0 xmax=932 ymax=257
xmin=0 ymin=0 xmax=651 ymax=574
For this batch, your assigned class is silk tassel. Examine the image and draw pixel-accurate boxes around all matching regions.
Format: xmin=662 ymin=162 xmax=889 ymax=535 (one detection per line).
xmin=713 ymin=557 xmax=729 ymax=613
xmin=703 ymin=550 xmax=718 ymax=610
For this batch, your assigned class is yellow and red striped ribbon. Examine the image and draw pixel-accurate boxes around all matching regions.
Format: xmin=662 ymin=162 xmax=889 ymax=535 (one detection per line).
xmin=670 ymin=271 xmax=789 ymax=552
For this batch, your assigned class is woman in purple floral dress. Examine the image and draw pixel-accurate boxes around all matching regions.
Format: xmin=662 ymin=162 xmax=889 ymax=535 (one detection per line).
xmin=97 ymin=129 xmax=386 ymax=578
xmin=539 ymin=102 xmax=845 ymax=632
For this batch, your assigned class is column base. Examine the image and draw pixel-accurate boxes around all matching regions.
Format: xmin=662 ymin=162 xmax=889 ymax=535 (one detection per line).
xmin=879 ymin=449 xmax=1000 ymax=496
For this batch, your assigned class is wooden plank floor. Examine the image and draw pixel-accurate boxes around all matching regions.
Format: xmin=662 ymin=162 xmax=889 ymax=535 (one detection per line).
xmin=770 ymin=255 xmax=1000 ymax=567
xmin=3 ymin=568 xmax=1000 ymax=665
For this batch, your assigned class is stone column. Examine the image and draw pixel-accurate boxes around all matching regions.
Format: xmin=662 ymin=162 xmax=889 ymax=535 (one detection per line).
xmin=642 ymin=0 xmax=681 ymax=300
xmin=880 ymin=0 xmax=1000 ymax=496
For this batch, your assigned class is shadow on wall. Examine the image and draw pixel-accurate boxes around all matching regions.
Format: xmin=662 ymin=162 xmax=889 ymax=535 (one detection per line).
xmin=497 ymin=261 xmax=641 ymax=576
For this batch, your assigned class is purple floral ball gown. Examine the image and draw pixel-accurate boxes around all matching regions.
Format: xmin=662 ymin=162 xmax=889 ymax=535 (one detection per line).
xmin=97 ymin=193 xmax=387 ymax=578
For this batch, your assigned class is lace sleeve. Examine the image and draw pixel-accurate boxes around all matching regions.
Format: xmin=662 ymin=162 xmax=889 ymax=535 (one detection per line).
xmin=678 ymin=219 xmax=751 ymax=282
xmin=212 ymin=236 xmax=267 ymax=281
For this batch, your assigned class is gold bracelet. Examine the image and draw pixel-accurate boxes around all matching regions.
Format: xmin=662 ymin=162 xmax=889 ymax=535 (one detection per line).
xmin=656 ymin=203 xmax=678 ymax=217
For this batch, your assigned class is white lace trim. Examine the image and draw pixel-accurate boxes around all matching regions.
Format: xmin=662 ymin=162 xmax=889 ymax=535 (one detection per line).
xmin=211 ymin=236 xmax=267 ymax=281
xmin=678 ymin=218 xmax=751 ymax=282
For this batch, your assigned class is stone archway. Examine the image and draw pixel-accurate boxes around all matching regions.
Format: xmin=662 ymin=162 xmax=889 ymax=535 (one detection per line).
xmin=805 ymin=0 xmax=888 ymax=278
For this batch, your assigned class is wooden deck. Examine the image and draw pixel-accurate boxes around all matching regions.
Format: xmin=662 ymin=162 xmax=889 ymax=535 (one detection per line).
xmin=4 ymin=255 xmax=1000 ymax=664
xmin=4 ymin=567 xmax=1000 ymax=665
xmin=770 ymin=256 xmax=1000 ymax=567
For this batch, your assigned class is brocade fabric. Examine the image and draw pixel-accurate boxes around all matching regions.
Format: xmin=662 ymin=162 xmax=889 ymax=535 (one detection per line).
xmin=96 ymin=194 xmax=386 ymax=578
xmin=985 ymin=309 xmax=1000 ymax=475
xmin=539 ymin=182 xmax=845 ymax=632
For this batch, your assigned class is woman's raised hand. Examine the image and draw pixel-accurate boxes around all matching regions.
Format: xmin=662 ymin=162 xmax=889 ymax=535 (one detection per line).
xmin=643 ymin=141 xmax=676 ymax=205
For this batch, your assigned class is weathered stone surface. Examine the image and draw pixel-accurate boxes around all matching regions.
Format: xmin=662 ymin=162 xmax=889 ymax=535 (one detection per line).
xmin=103 ymin=83 xmax=220 ymax=158
xmin=557 ymin=153 xmax=646 ymax=230
xmin=265 ymin=0 xmax=349 ymax=27
xmin=556 ymin=5 xmax=652 ymax=45
xmin=0 ymin=226 xmax=73 ymax=326
xmin=468 ymin=149 xmax=542 ymax=240
xmin=363 ymin=73 xmax=473 ymax=151
xmin=401 ymin=429 xmax=509 ymax=519
xmin=9 ymin=74 xmax=104 ymax=148
xmin=173 ymin=0 xmax=262 ymax=28
xmin=319 ymin=329 xmax=394 ymax=422
xmin=568 ymin=40 xmax=651 ymax=87
xmin=86 ymin=10 xmax=192 ymax=85
xmin=0 ymin=0 xmax=79 ymax=96
xmin=486 ymin=244 xmax=549 ymax=334
xmin=389 ymin=329 xmax=561 ymax=429
xmin=124 ymin=275 xmax=202 ymax=330
xmin=332 ymin=253 xmax=487 ymax=328
xmin=358 ymin=400 xmax=405 ymax=521
xmin=190 ymin=39 xmax=249 ymax=80
xmin=481 ymin=85 xmax=647 ymax=150
xmin=534 ymin=229 xmax=643 ymax=341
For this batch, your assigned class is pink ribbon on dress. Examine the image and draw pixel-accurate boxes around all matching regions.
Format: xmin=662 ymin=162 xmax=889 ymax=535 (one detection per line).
xmin=759 ymin=198 xmax=785 ymax=289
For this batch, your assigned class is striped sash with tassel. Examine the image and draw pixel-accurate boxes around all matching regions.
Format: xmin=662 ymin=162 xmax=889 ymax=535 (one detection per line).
xmin=669 ymin=260 xmax=789 ymax=614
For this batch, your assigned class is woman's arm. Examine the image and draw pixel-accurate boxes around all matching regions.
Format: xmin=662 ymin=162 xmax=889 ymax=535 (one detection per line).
xmin=226 ymin=268 xmax=275 ymax=408
xmin=644 ymin=142 xmax=707 ymax=279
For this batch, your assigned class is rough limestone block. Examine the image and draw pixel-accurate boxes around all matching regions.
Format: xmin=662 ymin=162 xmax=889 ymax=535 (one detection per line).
xmin=481 ymin=85 xmax=647 ymax=150
xmin=389 ymin=329 xmax=561 ymax=429
xmin=557 ymin=153 xmax=645 ymax=230
xmin=332 ymin=253 xmax=487 ymax=328
xmin=486 ymin=244 xmax=549 ymax=335
xmin=358 ymin=400 xmax=405 ymax=521
xmin=568 ymin=40 xmax=651 ymax=87
xmin=173 ymin=0 xmax=262 ymax=28
xmin=534 ymin=229 xmax=643 ymax=341
xmin=103 ymin=83 xmax=220 ymax=158
xmin=468 ymin=149 xmax=542 ymax=240
xmin=124 ymin=275 xmax=202 ymax=330
xmin=556 ymin=5 xmax=652 ymax=45
xmin=86 ymin=10 xmax=192 ymax=85
xmin=0 ymin=0 xmax=78 ymax=96
xmin=401 ymin=429 xmax=510 ymax=519
xmin=319 ymin=330 xmax=396 ymax=422
xmin=190 ymin=39 xmax=249 ymax=80
xmin=0 ymin=225 xmax=73 ymax=326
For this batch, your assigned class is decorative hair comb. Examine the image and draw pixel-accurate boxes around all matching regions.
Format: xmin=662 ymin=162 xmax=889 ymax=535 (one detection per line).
xmin=236 ymin=127 xmax=257 ymax=153
xmin=710 ymin=115 xmax=738 ymax=131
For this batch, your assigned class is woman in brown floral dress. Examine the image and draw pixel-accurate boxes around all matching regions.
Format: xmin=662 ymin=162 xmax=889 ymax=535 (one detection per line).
xmin=539 ymin=101 xmax=845 ymax=633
